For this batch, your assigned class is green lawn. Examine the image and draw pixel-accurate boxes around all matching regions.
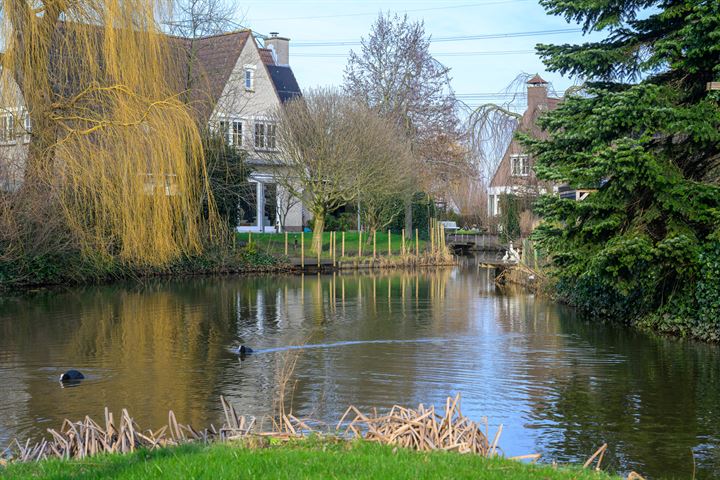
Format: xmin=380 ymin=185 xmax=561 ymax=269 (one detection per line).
xmin=1 ymin=439 xmax=620 ymax=480
xmin=238 ymin=231 xmax=428 ymax=259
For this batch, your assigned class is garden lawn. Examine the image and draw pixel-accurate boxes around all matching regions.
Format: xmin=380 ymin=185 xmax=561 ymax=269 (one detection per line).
xmin=237 ymin=231 xmax=428 ymax=259
xmin=2 ymin=439 xmax=621 ymax=480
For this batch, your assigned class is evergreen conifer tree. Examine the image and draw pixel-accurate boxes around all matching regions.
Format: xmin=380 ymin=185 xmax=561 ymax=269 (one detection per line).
xmin=527 ymin=0 xmax=720 ymax=339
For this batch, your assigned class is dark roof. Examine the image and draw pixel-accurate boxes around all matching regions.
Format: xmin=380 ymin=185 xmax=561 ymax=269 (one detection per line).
xmin=266 ymin=65 xmax=302 ymax=103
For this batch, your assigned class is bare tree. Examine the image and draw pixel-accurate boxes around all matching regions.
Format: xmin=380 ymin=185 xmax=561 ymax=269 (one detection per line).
xmin=162 ymin=0 xmax=240 ymax=97
xmin=269 ymin=88 xmax=412 ymax=253
xmin=163 ymin=0 xmax=239 ymax=38
xmin=275 ymin=183 xmax=301 ymax=233
xmin=344 ymin=12 xmax=466 ymax=236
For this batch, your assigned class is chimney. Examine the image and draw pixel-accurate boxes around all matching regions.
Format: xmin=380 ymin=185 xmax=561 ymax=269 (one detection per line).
xmin=526 ymin=74 xmax=549 ymax=111
xmin=265 ymin=32 xmax=290 ymax=66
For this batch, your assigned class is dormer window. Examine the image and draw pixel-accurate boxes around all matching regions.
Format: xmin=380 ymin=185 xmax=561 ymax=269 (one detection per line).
xmin=511 ymin=154 xmax=530 ymax=177
xmin=244 ymin=66 xmax=256 ymax=91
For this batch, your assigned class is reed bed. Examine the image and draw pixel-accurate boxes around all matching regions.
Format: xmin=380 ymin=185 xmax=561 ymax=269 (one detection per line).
xmin=5 ymin=397 xmax=254 ymax=463
xmin=2 ymin=394 xmax=645 ymax=480
xmin=337 ymin=394 xmax=498 ymax=456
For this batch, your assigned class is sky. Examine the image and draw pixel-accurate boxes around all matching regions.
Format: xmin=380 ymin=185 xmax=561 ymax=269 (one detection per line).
xmin=237 ymin=0 xmax=604 ymax=114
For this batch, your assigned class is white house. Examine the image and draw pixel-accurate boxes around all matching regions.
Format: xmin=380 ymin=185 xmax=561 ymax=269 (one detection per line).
xmin=173 ymin=29 xmax=304 ymax=232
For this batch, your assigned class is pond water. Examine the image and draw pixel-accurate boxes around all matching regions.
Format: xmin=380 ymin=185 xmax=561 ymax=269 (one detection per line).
xmin=1 ymin=262 xmax=719 ymax=479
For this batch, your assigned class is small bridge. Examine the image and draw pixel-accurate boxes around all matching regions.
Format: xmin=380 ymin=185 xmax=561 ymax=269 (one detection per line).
xmin=446 ymin=234 xmax=503 ymax=254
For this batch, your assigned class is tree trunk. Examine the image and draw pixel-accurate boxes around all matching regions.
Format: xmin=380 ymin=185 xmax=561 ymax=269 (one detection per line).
xmin=311 ymin=212 xmax=324 ymax=253
xmin=404 ymin=200 xmax=413 ymax=239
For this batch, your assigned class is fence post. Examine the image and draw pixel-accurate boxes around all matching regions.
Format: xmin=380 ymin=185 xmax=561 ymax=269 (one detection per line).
xmin=430 ymin=220 xmax=435 ymax=253
xmin=415 ymin=228 xmax=419 ymax=256
xmin=317 ymin=233 xmax=321 ymax=268
xmin=285 ymin=232 xmax=288 ymax=256
xmin=358 ymin=231 xmax=362 ymax=257
xmin=332 ymin=232 xmax=336 ymax=267
xmin=373 ymin=231 xmax=377 ymax=259
xmin=342 ymin=231 xmax=345 ymax=258
xmin=388 ymin=230 xmax=391 ymax=256
xmin=401 ymin=229 xmax=406 ymax=256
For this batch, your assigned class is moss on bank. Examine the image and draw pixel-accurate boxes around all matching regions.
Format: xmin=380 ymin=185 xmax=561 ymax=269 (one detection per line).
xmin=1 ymin=438 xmax=620 ymax=480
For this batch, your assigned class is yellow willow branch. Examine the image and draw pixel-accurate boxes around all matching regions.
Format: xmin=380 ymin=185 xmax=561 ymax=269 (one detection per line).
xmin=52 ymin=99 xmax=178 ymax=140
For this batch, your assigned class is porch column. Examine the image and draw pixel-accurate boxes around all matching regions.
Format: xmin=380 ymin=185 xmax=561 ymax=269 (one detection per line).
xmin=256 ymin=181 xmax=265 ymax=232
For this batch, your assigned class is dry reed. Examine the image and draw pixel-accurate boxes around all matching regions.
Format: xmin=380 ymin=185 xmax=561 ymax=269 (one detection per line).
xmin=2 ymin=395 xmax=646 ymax=480
xmin=337 ymin=394 xmax=495 ymax=456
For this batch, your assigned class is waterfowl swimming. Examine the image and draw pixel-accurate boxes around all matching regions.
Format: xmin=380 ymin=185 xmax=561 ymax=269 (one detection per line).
xmin=59 ymin=370 xmax=85 ymax=383
xmin=239 ymin=346 xmax=253 ymax=356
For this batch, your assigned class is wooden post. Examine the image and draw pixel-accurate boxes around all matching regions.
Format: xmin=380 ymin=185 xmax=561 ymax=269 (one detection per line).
xmin=373 ymin=230 xmax=377 ymax=259
xmin=401 ymin=229 xmax=405 ymax=256
xmin=301 ymin=232 xmax=305 ymax=268
xmin=388 ymin=230 xmax=391 ymax=256
xmin=284 ymin=232 xmax=288 ymax=256
xmin=332 ymin=232 xmax=336 ymax=266
xmin=317 ymin=232 xmax=321 ymax=268
xmin=430 ymin=220 xmax=435 ymax=253
xmin=248 ymin=231 xmax=252 ymax=245
xmin=342 ymin=231 xmax=345 ymax=258
xmin=358 ymin=231 xmax=362 ymax=257
xmin=415 ymin=228 xmax=419 ymax=256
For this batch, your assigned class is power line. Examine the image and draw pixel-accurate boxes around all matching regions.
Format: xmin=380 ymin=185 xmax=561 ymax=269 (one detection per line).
xmin=293 ymin=49 xmax=536 ymax=58
xmin=250 ymin=0 xmax=532 ymax=22
xmin=292 ymin=28 xmax=582 ymax=47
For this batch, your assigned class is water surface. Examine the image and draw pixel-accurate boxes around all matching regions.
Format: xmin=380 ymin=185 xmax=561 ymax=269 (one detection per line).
xmin=1 ymin=264 xmax=719 ymax=479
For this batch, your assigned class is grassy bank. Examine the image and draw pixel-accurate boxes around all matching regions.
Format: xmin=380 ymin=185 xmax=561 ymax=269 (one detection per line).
xmin=238 ymin=231 xmax=428 ymax=259
xmin=1 ymin=438 xmax=620 ymax=480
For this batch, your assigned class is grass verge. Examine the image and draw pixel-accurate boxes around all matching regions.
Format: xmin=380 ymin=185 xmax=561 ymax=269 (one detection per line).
xmin=2 ymin=438 xmax=620 ymax=480
xmin=238 ymin=231 xmax=428 ymax=259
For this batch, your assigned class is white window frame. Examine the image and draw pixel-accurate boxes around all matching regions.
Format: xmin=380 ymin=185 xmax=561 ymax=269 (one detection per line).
xmin=0 ymin=113 xmax=16 ymax=144
xmin=510 ymin=154 xmax=530 ymax=177
xmin=23 ymin=111 xmax=31 ymax=143
xmin=254 ymin=121 xmax=277 ymax=151
xmin=243 ymin=65 xmax=256 ymax=91
xmin=232 ymin=120 xmax=243 ymax=147
xmin=218 ymin=119 xmax=230 ymax=144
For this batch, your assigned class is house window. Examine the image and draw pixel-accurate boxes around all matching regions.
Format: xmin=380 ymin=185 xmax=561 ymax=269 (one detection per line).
xmin=232 ymin=120 xmax=243 ymax=147
xmin=218 ymin=120 xmax=230 ymax=144
xmin=254 ymin=122 xmax=277 ymax=150
xmin=244 ymin=69 xmax=254 ymax=90
xmin=511 ymin=154 xmax=530 ymax=177
xmin=254 ymin=123 xmax=265 ymax=148
xmin=0 ymin=114 xmax=15 ymax=143
xmin=23 ymin=112 xmax=31 ymax=142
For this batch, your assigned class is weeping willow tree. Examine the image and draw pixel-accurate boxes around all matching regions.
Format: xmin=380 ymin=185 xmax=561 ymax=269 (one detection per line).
xmin=1 ymin=0 xmax=216 ymax=266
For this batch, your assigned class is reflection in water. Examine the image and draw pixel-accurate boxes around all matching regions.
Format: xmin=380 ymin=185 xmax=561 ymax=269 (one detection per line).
xmin=1 ymin=266 xmax=719 ymax=479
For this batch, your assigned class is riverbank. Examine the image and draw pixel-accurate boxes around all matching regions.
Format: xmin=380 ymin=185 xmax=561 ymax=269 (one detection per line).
xmin=1 ymin=438 xmax=620 ymax=480
xmin=0 ymin=231 xmax=453 ymax=291
xmin=0 ymin=247 xmax=291 ymax=292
